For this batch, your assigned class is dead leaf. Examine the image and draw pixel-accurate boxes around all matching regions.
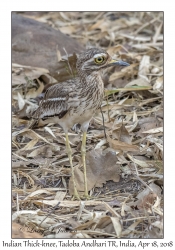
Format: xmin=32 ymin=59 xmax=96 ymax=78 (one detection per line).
xmin=59 ymin=26 xmax=76 ymax=35
xmin=127 ymin=154 xmax=149 ymax=168
xmin=20 ymin=138 xmax=38 ymax=151
xmin=122 ymin=220 xmax=142 ymax=236
xmin=89 ymin=19 xmax=110 ymax=32
xmin=110 ymin=217 xmax=122 ymax=237
xmin=105 ymin=85 xmax=152 ymax=96
xmin=27 ymin=145 xmax=59 ymax=158
xmin=137 ymin=192 xmax=157 ymax=210
xmin=137 ymin=117 xmax=162 ymax=136
xmin=17 ymin=92 xmax=25 ymax=110
xmin=151 ymin=220 xmax=163 ymax=230
xmin=112 ymin=124 xmax=131 ymax=144
xmin=24 ymin=189 xmax=52 ymax=200
xmin=142 ymin=127 xmax=163 ymax=134
xmin=54 ymin=191 xmax=66 ymax=201
xmin=44 ymin=126 xmax=56 ymax=138
xmin=138 ymin=55 xmax=150 ymax=82
xmin=69 ymin=149 xmax=120 ymax=194
xmin=12 ymin=128 xmax=52 ymax=145
xmin=153 ymin=76 xmax=163 ymax=90
xmin=136 ymin=183 xmax=162 ymax=211
xmin=107 ymin=135 xmax=139 ymax=152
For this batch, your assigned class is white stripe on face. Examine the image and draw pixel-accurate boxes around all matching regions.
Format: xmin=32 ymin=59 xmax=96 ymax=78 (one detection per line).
xmin=93 ymin=53 xmax=107 ymax=59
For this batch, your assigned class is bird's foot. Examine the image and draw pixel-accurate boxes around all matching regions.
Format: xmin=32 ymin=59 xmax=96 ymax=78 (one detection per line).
xmin=71 ymin=192 xmax=92 ymax=201
xmin=71 ymin=190 xmax=81 ymax=201
xmin=82 ymin=193 xmax=92 ymax=200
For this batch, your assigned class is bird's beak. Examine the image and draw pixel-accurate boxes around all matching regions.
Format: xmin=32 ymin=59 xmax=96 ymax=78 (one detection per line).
xmin=108 ymin=59 xmax=130 ymax=67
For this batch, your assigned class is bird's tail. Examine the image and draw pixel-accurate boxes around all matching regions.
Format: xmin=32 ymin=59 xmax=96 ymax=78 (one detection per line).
xmin=27 ymin=105 xmax=41 ymax=129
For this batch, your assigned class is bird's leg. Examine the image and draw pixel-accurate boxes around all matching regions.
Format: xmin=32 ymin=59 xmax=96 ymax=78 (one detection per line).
xmin=65 ymin=133 xmax=80 ymax=200
xmin=81 ymin=132 xmax=90 ymax=199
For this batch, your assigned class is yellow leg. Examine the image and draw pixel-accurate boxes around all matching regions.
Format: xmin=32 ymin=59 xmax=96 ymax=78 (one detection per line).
xmin=65 ymin=133 xmax=80 ymax=200
xmin=81 ymin=132 xmax=89 ymax=198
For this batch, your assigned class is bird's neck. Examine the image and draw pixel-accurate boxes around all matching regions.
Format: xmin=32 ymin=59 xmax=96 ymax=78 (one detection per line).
xmin=78 ymin=71 xmax=104 ymax=89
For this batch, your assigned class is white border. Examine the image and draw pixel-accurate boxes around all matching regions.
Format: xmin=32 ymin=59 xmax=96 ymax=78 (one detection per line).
xmin=0 ymin=1 xmax=174 ymax=249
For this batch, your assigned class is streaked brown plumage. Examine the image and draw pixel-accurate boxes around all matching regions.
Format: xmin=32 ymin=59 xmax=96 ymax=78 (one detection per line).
xmin=30 ymin=47 xmax=130 ymax=200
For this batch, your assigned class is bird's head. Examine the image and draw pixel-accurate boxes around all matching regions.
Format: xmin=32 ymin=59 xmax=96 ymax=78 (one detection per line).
xmin=76 ymin=47 xmax=130 ymax=75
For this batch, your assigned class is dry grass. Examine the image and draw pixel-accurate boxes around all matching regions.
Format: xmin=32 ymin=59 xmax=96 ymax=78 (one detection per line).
xmin=12 ymin=12 xmax=163 ymax=238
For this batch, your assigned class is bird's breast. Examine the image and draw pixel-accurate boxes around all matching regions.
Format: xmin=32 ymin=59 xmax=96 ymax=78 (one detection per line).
xmin=80 ymin=79 xmax=104 ymax=111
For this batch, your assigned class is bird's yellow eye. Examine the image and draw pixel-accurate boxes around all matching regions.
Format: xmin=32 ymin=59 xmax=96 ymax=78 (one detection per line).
xmin=94 ymin=56 xmax=105 ymax=64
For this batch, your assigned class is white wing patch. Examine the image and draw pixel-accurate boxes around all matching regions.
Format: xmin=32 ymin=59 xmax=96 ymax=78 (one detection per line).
xmin=43 ymin=97 xmax=66 ymax=103
xmin=41 ymin=109 xmax=56 ymax=118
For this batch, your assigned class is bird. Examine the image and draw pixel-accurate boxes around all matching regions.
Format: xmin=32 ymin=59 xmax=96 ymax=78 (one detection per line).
xmin=29 ymin=47 xmax=130 ymax=200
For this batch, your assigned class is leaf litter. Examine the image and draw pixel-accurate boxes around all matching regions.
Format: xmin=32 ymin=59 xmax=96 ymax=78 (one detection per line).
xmin=12 ymin=11 xmax=163 ymax=239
